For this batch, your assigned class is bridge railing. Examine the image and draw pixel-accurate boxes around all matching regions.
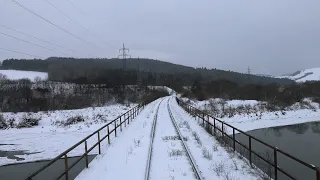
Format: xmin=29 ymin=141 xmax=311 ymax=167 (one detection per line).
xmin=177 ymin=98 xmax=320 ymax=180
xmin=26 ymin=100 xmax=151 ymax=180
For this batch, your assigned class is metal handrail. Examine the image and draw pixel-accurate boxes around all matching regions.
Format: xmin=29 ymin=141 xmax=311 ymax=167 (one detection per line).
xmin=26 ymin=100 xmax=152 ymax=180
xmin=176 ymin=98 xmax=320 ymax=180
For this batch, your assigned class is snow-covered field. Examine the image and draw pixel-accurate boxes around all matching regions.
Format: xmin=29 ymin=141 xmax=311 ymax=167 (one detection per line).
xmin=0 ymin=69 xmax=48 ymax=81
xmin=183 ymin=98 xmax=320 ymax=132
xmin=0 ymin=103 xmax=135 ymax=166
xmin=76 ymin=97 xmax=263 ymax=180
xmin=277 ymin=67 xmax=320 ymax=82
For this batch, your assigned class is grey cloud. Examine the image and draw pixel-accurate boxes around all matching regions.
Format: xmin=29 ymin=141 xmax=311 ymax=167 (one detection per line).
xmin=0 ymin=0 xmax=319 ymax=75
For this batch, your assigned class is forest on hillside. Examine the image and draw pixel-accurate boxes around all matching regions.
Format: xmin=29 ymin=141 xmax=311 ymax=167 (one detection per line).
xmin=2 ymin=58 xmax=320 ymax=110
xmin=1 ymin=58 xmax=293 ymax=87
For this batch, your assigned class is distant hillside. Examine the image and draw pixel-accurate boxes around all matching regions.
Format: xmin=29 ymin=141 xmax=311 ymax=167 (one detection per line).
xmin=0 ymin=70 xmax=48 ymax=81
xmin=277 ymin=68 xmax=320 ymax=82
xmin=0 ymin=57 xmax=293 ymax=85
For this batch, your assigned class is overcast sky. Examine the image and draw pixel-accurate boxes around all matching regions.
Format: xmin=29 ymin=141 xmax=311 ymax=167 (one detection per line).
xmin=0 ymin=0 xmax=319 ymax=75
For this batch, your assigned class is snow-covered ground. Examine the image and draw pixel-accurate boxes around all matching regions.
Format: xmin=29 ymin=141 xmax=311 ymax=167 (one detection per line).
xmin=277 ymin=67 xmax=320 ymax=82
xmin=170 ymin=98 xmax=262 ymax=180
xmin=76 ymin=97 xmax=262 ymax=180
xmin=76 ymin=98 xmax=163 ymax=180
xmin=183 ymin=97 xmax=320 ymax=132
xmin=0 ymin=69 xmax=48 ymax=81
xmin=148 ymin=85 xmax=176 ymax=95
xmin=0 ymin=103 xmax=135 ymax=166
xmin=149 ymin=98 xmax=196 ymax=180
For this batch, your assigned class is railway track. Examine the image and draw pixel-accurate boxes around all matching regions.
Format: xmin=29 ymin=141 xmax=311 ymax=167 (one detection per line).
xmin=145 ymin=97 xmax=203 ymax=180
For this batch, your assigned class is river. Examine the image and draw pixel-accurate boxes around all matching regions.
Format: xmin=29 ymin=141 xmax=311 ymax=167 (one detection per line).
xmin=0 ymin=155 xmax=96 ymax=180
xmin=236 ymin=121 xmax=320 ymax=180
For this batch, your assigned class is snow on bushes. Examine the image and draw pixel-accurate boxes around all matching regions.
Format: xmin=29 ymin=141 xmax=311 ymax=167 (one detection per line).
xmin=17 ymin=117 xmax=40 ymax=128
xmin=54 ymin=116 xmax=85 ymax=127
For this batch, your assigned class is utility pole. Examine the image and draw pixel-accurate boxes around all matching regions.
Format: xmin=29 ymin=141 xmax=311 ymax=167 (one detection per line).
xmin=118 ymin=43 xmax=131 ymax=70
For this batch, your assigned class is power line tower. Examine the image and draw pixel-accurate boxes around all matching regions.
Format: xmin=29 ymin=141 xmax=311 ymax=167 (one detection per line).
xmin=118 ymin=43 xmax=131 ymax=70
xmin=247 ymin=66 xmax=251 ymax=80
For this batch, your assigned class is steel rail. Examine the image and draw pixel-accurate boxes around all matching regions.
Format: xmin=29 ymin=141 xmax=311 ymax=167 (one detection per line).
xmin=167 ymin=97 xmax=203 ymax=180
xmin=144 ymin=98 xmax=165 ymax=180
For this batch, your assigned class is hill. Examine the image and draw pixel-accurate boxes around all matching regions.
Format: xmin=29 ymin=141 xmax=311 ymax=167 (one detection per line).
xmin=277 ymin=67 xmax=320 ymax=82
xmin=0 ymin=70 xmax=48 ymax=81
xmin=0 ymin=58 xmax=293 ymax=86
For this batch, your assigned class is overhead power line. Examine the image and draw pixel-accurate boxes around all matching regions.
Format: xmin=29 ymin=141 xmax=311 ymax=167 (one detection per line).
xmin=11 ymin=0 xmax=103 ymax=51
xmin=43 ymin=0 xmax=117 ymax=50
xmin=0 ymin=47 xmax=44 ymax=58
xmin=43 ymin=0 xmax=86 ymax=31
xmin=0 ymin=31 xmax=70 ymax=56
xmin=66 ymin=0 xmax=84 ymax=14
xmin=0 ymin=23 xmax=74 ymax=53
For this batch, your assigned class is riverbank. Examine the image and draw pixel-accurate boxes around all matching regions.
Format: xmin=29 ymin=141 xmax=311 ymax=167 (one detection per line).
xmin=182 ymin=97 xmax=320 ymax=132
xmin=0 ymin=104 xmax=135 ymax=166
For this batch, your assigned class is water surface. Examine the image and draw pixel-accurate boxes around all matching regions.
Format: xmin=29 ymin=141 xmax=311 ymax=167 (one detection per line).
xmin=236 ymin=121 xmax=320 ymax=180
xmin=0 ymin=155 xmax=96 ymax=180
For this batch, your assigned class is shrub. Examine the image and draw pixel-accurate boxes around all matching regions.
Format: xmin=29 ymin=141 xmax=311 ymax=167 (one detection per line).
xmin=17 ymin=117 xmax=40 ymax=128
xmin=61 ymin=116 xmax=85 ymax=127
xmin=168 ymin=149 xmax=184 ymax=157
xmin=192 ymin=132 xmax=202 ymax=146
xmin=202 ymin=148 xmax=212 ymax=160
xmin=0 ymin=114 xmax=7 ymax=129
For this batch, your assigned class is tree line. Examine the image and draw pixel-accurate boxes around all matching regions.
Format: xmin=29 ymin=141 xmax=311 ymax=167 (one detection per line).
xmin=186 ymin=79 xmax=320 ymax=108
xmin=1 ymin=58 xmax=293 ymax=87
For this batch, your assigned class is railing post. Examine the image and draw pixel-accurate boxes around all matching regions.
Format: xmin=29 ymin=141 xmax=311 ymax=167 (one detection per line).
xmin=128 ymin=112 xmax=130 ymax=124
xmin=274 ymin=148 xmax=278 ymax=180
xmin=114 ymin=120 xmax=117 ymax=137
xmin=233 ymin=128 xmax=235 ymax=151
xmin=107 ymin=125 xmax=110 ymax=144
xmin=85 ymin=141 xmax=88 ymax=168
xmin=133 ymin=108 xmax=135 ymax=119
xmin=249 ymin=137 xmax=252 ymax=165
xmin=98 ymin=131 xmax=101 ymax=154
xmin=126 ymin=111 xmax=130 ymax=124
xmin=202 ymin=113 xmax=205 ymax=126
xmin=132 ymin=109 xmax=134 ymax=120
xmin=222 ymin=123 xmax=224 ymax=137
xmin=124 ymin=115 xmax=126 ymax=127
xmin=214 ymin=118 xmax=216 ymax=134
xmin=120 ymin=116 xmax=122 ymax=132
xmin=64 ymin=154 xmax=68 ymax=180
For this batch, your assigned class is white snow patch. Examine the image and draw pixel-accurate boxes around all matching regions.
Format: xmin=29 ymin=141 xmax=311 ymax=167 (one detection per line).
xmin=149 ymin=86 xmax=176 ymax=95
xmin=0 ymin=70 xmax=48 ymax=81
xmin=222 ymin=109 xmax=320 ymax=133
xmin=0 ymin=103 xmax=136 ymax=166
xmin=277 ymin=67 xmax=320 ymax=82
